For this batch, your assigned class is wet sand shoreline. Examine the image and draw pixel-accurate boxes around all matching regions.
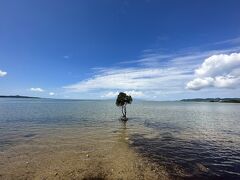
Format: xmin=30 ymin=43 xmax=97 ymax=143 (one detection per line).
xmin=0 ymin=123 xmax=169 ymax=180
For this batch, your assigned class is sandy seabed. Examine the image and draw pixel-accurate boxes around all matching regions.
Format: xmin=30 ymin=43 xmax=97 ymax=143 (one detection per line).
xmin=0 ymin=125 xmax=169 ymax=180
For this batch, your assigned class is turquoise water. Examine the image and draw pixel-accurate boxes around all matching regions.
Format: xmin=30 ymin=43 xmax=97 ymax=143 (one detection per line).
xmin=0 ymin=98 xmax=240 ymax=179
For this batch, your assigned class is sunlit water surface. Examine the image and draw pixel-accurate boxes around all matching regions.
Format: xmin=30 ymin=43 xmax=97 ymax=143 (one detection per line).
xmin=0 ymin=98 xmax=239 ymax=179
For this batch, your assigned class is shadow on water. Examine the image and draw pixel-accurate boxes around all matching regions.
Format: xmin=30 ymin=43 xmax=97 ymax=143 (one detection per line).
xmin=129 ymin=132 xmax=240 ymax=180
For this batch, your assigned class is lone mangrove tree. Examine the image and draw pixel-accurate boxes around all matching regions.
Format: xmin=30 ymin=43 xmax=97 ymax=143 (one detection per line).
xmin=116 ymin=92 xmax=132 ymax=120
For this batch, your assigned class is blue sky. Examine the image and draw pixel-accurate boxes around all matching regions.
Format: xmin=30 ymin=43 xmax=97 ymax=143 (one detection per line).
xmin=0 ymin=0 xmax=240 ymax=100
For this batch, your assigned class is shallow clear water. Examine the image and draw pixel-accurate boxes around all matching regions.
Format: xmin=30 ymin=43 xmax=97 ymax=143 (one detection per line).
xmin=0 ymin=98 xmax=240 ymax=179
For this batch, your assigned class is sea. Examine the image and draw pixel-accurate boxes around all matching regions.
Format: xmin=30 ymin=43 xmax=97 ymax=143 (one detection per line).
xmin=0 ymin=98 xmax=239 ymax=179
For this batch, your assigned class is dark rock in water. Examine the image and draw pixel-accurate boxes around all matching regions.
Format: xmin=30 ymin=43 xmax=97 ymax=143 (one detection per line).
xmin=23 ymin=133 xmax=36 ymax=138
xmin=196 ymin=163 xmax=209 ymax=173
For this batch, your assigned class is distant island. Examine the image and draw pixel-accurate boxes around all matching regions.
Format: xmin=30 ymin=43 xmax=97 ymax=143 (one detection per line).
xmin=180 ymin=98 xmax=240 ymax=103
xmin=0 ymin=95 xmax=39 ymax=99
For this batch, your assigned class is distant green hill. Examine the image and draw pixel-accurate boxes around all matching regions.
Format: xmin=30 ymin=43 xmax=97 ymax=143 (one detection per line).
xmin=180 ymin=98 xmax=240 ymax=103
xmin=0 ymin=95 xmax=39 ymax=99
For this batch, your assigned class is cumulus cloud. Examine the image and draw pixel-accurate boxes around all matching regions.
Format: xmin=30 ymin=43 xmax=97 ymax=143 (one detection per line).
xmin=186 ymin=53 xmax=240 ymax=90
xmin=0 ymin=70 xmax=7 ymax=77
xmin=49 ymin=92 xmax=55 ymax=96
xmin=30 ymin=88 xmax=44 ymax=92
xmin=186 ymin=77 xmax=214 ymax=90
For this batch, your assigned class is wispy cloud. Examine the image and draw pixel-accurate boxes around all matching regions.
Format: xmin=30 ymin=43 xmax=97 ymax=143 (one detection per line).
xmin=30 ymin=87 xmax=44 ymax=92
xmin=119 ymin=44 xmax=240 ymax=69
xmin=49 ymin=92 xmax=55 ymax=96
xmin=0 ymin=70 xmax=7 ymax=77
xmin=101 ymin=91 xmax=119 ymax=98
xmin=214 ymin=36 xmax=240 ymax=45
xmin=63 ymin=55 xmax=70 ymax=59
xmin=101 ymin=90 xmax=144 ymax=98
xmin=64 ymin=67 xmax=192 ymax=92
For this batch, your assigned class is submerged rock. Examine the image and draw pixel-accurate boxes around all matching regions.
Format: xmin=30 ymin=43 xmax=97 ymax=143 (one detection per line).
xmin=196 ymin=163 xmax=209 ymax=173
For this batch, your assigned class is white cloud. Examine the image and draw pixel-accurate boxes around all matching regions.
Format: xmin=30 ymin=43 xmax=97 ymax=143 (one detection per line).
xmin=195 ymin=53 xmax=240 ymax=77
xmin=214 ymin=36 xmax=240 ymax=45
xmin=64 ymin=67 xmax=192 ymax=93
xmin=101 ymin=90 xmax=144 ymax=98
xmin=186 ymin=77 xmax=214 ymax=90
xmin=65 ymin=48 xmax=233 ymax=97
xmin=187 ymin=53 xmax=240 ymax=90
xmin=49 ymin=92 xmax=55 ymax=96
xmin=101 ymin=91 xmax=119 ymax=98
xmin=124 ymin=90 xmax=144 ymax=97
xmin=30 ymin=88 xmax=44 ymax=92
xmin=0 ymin=70 xmax=7 ymax=77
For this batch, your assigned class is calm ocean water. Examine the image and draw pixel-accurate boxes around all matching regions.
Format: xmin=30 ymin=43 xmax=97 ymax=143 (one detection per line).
xmin=0 ymin=98 xmax=240 ymax=179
